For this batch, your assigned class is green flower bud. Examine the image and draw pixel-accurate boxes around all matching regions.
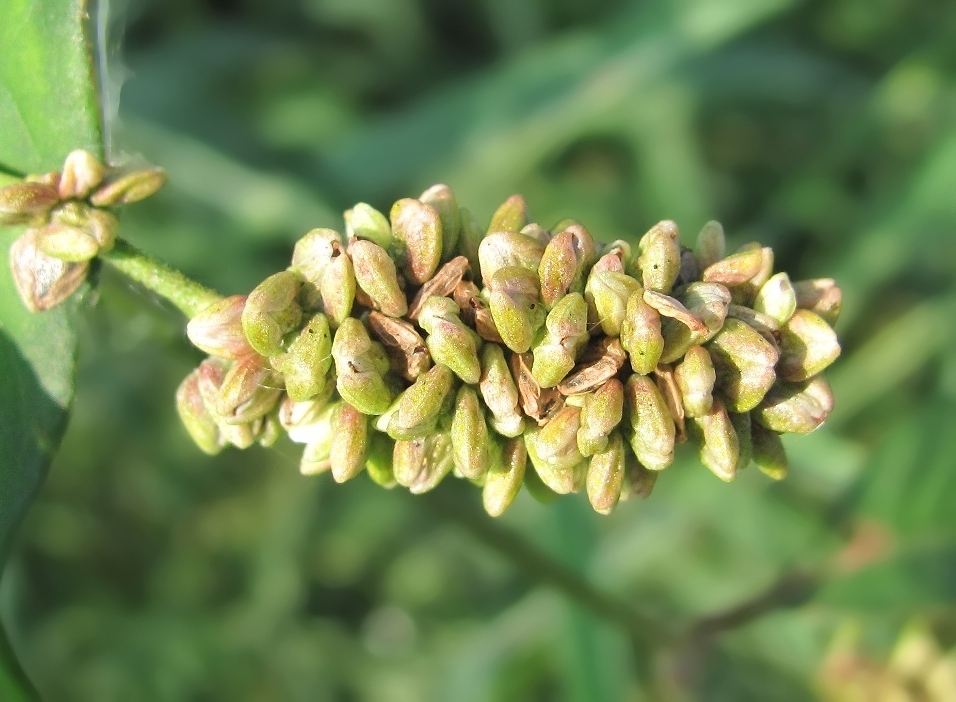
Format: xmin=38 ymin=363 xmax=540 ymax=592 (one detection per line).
xmin=187 ymin=295 xmax=254 ymax=360
xmin=660 ymin=282 xmax=731 ymax=362
xmin=0 ymin=182 xmax=59 ymax=224
xmin=576 ymin=379 xmax=624 ymax=456
xmin=726 ymin=304 xmax=781 ymax=333
xmin=365 ymin=433 xmax=397 ymax=488
xmin=330 ymin=403 xmax=369 ymax=483
xmin=458 ymin=207 xmax=484 ymax=274
xmin=196 ymin=358 xmax=256 ymax=449
xmin=592 ymin=248 xmax=627 ymax=274
xmin=271 ymin=313 xmax=333 ymax=401
xmin=753 ymin=272 xmax=797 ymax=327
xmin=488 ymin=266 xmax=546 ymax=353
xmin=301 ymin=423 xmax=334 ymax=476
xmin=82 ymin=208 xmax=119 ymax=251
xmin=584 ymin=270 xmax=641 ymax=336
xmin=242 ymin=271 xmax=302 ymax=356
xmin=754 ymin=380 xmax=831 ymax=434
xmin=777 ymin=309 xmax=841 ymax=382
xmin=176 ymin=368 xmax=223 ymax=455
xmin=344 ymin=202 xmax=391 ymax=249
xmin=488 ymin=194 xmax=528 ymax=234
xmin=483 ymin=437 xmax=526 ymax=517
xmin=367 ymin=311 xmax=431 ymax=381
xmin=348 ymin=239 xmax=408 ymax=318
xmin=217 ymin=355 xmax=282 ymax=424
xmin=386 ymin=364 xmax=454 ymax=440
xmin=654 ymin=363 xmax=687 ymax=443
xmin=532 ymin=293 xmax=589 ymax=388
xmin=707 ymin=318 xmax=779 ymax=412
xmin=690 ymin=398 xmax=740 ymax=482
xmin=390 ymin=198 xmax=443 ymax=285
xmin=478 ymin=344 xmax=525 ymax=437
xmin=751 ymin=423 xmax=788 ymax=480
xmin=394 ymin=434 xmax=454 ymax=494
xmin=621 ymin=453 xmax=657 ymax=501
xmin=9 ymin=229 xmax=89 ymax=312
xmin=702 ymin=246 xmax=766 ymax=287
xmin=586 ymin=431 xmax=626 ymax=515
xmin=730 ymin=410 xmax=752 ymax=472
xmin=318 ymin=252 xmax=356 ymax=327
xmin=620 ymin=291 xmax=663 ymax=375
xmin=89 ymin=167 xmax=167 ymax=206
xmin=538 ymin=224 xmax=595 ymax=308
xmin=278 ymin=393 xmax=331 ymax=443
xmin=526 ymin=406 xmax=585 ymax=494
xmin=291 ymin=228 xmax=343 ymax=308
xmin=638 ymin=220 xmax=681 ymax=293
xmin=420 ymin=184 xmax=461 ymax=261
xmin=257 ymin=411 xmax=283 ymax=448
xmin=34 ymin=222 xmax=99 ymax=262
xmin=694 ymin=220 xmax=725 ymax=271
xmin=332 ymin=318 xmax=393 ymax=415
xmin=674 ymin=345 xmax=715 ymax=417
xmin=451 ymin=386 xmax=491 ymax=480
xmin=623 ymin=374 xmax=675 ymax=471
xmin=793 ymin=278 xmax=842 ymax=326
xmin=58 ymin=149 xmax=106 ymax=200
xmin=478 ymin=231 xmax=545 ymax=287
xmin=418 ymin=296 xmax=482 ymax=384
xmin=735 ymin=244 xmax=775 ymax=302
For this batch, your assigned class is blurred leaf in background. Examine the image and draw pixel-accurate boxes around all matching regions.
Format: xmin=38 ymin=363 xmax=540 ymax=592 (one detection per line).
xmin=3 ymin=0 xmax=956 ymax=699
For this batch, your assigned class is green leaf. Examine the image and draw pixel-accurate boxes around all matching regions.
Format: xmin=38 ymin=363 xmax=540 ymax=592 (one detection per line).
xmin=0 ymin=0 xmax=103 ymax=696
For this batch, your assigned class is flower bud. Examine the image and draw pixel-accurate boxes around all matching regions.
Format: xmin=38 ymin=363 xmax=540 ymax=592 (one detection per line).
xmin=753 ymin=272 xmax=797 ymax=327
xmin=736 ymin=244 xmax=775 ymax=301
xmin=754 ymin=380 xmax=830 ymax=434
xmin=195 ymin=359 xmax=255 ymax=449
xmin=526 ymin=406 xmax=585 ymax=494
xmin=176 ymin=368 xmax=223 ymax=455
xmin=478 ymin=344 xmax=525 ymax=437
xmin=576 ymin=379 xmax=624 ymax=456
xmin=390 ymin=198 xmax=442 ymax=285
xmin=344 ymin=202 xmax=391 ymax=249
xmin=584 ymin=270 xmax=641 ymax=336
xmin=257 ymin=411 xmax=283 ymax=448
xmin=420 ymin=184 xmax=461 ymax=260
xmin=643 ymin=290 xmax=707 ymax=333
xmin=621 ymin=454 xmax=657 ymax=501
xmin=301 ymin=421 xmax=334 ymax=475
xmin=332 ymin=318 xmax=394 ymax=415
xmin=690 ymin=398 xmax=740 ymax=482
xmin=418 ymin=296 xmax=482 ymax=384
xmin=707 ymin=318 xmax=779 ymax=412
xmin=290 ymin=228 xmax=343 ymax=308
xmin=694 ymin=220 xmax=725 ymax=271
xmin=478 ymin=231 xmax=545 ymax=287
xmin=59 ymin=149 xmax=106 ymax=200
xmin=458 ymin=207 xmax=484 ymax=274
xmin=592 ymin=248 xmax=627 ymax=274
xmin=702 ymin=246 xmax=766 ymax=286
xmin=365 ymin=433 xmax=397 ymax=488
xmin=620 ymin=291 xmax=663 ymax=375
xmin=654 ymin=363 xmax=687 ymax=443
xmin=483 ymin=437 xmax=526 ymax=517
xmin=271 ymin=313 xmax=333 ymax=401
xmin=638 ymin=220 xmax=681 ymax=293
xmin=793 ymin=278 xmax=842 ymax=326
xmin=451 ymin=386 xmax=491 ymax=480
xmin=777 ymin=309 xmax=841 ymax=382
xmin=9 ymin=229 xmax=89 ymax=312
xmin=726 ymin=304 xmax=780 ymax=333
xmin=330 ymin=403 xmax=369 ymax=483
xmin=89 ymin=167 xmax=166 ymax=206
xmin=319 ymin=252 xmax=356 ymax=327
xmin=623 ymin=374 xmax=675 ymax=471
xmin=487 ymin=194 xmax=528 ymax=234
xmin=187 ymin=295 xmax=253 ymax=359
xmin=0 ymin=182 xmax=59 ymax=224
xmin=531 ymin=292 xmax=589 ymax=388
xmin=674 ymin=345 xmax=715 ymax=417
xmin=730 ymin=410 xmax=752 ymax=472
xmin=34 ymin=222 xmax=99 ymax=262
xmin=751 ymin=423 xmax=788 ymax=480
xmin=386 ymin=364 xmax=454 ymax=440
xmin=394 ymin=433 xmax=454 ymax=494
xmin=660 ymin=282 xmax=731 ymax=362
xmin=217 ymin=355 xmax=283 ymax=424
xmin=538 ymin=224 xmax=595 ymax=308
xmin=83 ymin=208 xmax=119 ymax=250
xmin=488 ymin=266 xmax=546 ymax=353
xmin=242 ymin=271 xmax=302 ymax=356
xmin=586 ymin=431 xmax=626 ymax=515
xmin=348 ymin=239 xmax=408 ymax=318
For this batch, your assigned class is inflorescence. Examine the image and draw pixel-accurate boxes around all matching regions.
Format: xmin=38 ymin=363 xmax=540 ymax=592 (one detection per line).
xmin=176 ymin=186 xmax=842 ymax=517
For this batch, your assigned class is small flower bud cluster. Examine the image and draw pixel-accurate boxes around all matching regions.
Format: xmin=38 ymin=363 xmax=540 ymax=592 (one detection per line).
xmin=177 ymin=186 xmax=842 ymax=516
xmin=1 ymin=150 xmax=166 ymax=311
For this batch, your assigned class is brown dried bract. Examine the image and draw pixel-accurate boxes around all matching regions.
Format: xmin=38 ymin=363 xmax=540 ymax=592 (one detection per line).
xmin=557 ymin=337 xmax=627 ymax=396
xmin=509 ymin=352 xmax=564 ymax=425
xmin=453 ymin=279 xmax=503 ymax=343
xmin=653 ymin=364 xmax=686 ymax=443
xmin=408 ymin=256 xmax=470 ymax=320
xmin=367 ymin=311 xmax=431 ymax=381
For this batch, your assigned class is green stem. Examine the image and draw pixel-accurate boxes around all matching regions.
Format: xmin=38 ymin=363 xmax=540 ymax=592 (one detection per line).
xmin=100 ymin=239 xmax=223 ymax=318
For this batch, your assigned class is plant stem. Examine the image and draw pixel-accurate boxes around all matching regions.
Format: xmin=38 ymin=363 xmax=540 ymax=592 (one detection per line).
xmin=100 ymin=239 xmax=223 ymax=318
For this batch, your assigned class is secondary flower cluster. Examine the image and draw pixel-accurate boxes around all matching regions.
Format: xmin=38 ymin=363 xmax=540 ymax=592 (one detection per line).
xmin=177 ymin=186 xmax=842 ymax=516
xmin=0 ymin=150 xmax=166 ymax=311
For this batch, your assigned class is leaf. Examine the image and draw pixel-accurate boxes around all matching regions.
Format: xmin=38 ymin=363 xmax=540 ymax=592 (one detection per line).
xmin=0 ymin=0 xmax=103 ymax=696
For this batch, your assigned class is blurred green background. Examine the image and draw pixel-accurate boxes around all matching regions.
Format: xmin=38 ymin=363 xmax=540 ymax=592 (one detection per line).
xmin=4 ymin=0 xmax=956 ymax=699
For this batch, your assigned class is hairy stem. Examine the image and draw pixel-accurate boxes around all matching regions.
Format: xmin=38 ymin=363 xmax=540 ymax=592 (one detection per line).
xmin=100 ymin=239 xmax=222 ymax=318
